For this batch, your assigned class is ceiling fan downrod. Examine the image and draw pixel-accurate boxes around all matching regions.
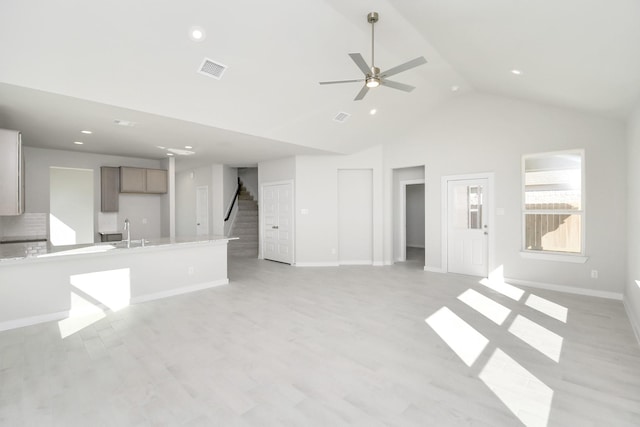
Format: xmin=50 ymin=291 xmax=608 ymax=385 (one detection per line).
xmin=367 ymin=12 xmax=380 ymax=87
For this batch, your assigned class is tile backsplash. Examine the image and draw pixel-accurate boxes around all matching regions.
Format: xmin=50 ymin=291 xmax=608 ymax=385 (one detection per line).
xmin=0 ymin=213 xmax=48 ymax=239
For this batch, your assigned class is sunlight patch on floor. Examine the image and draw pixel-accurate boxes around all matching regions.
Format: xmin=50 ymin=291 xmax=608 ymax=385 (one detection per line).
xmin=426 ymin=307 xmax=489 ymax=367
xmin=479 ymin=278 xmax=525 ymax=301
xmin=58 ymin=268 xmax=131 ymax=338
xmin=508 ymin=315 xmax=563 ymax=362
xmin=458 ymin=288 xmax=511 ymax=325
xmin=58 ymin=292 xmax=106 ymax=338
xmin=525 ymin=294 xmax=568 ymax=323
xmin=479 ymin=348 xmax=553 ymax=427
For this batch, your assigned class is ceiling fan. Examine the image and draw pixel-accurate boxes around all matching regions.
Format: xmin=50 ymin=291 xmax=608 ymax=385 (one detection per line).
xmin=319 ymin=11 xmax=427 ymax=101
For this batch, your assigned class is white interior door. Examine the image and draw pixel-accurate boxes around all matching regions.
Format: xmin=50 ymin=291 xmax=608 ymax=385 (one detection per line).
xmin=447 ymin=179 xmax=488 ymax=276
xmin=196 ymin=185 xmax=209 ymax=236
xmin=262 ymin=182 xmax=293 ymax=264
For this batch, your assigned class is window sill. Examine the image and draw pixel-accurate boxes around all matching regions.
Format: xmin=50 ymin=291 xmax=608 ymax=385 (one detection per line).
xmin=520 ymin=251 xmax=588 ymax=264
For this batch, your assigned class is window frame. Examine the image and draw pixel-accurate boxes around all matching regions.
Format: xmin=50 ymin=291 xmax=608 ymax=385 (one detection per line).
xmin=521 ymin=149 xmax=587 ymax=262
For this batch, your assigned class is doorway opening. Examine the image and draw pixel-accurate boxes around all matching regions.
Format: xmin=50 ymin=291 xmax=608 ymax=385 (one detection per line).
xmin=49 ymin=167 xmax=94 ymax=245
xmin=393 ymin=166 xmax=425 ymax=268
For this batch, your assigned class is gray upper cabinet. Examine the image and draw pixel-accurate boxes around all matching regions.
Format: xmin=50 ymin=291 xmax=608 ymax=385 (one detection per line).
xmin=100 ymin=166 xmax=120 ymax=212
xmin=120 ymin=166 xmax=167 ymax=194
xmin=145 ymin=169 xmax=168 ymax=194
xmin=120 ymin=167 xmax=146 ymax=193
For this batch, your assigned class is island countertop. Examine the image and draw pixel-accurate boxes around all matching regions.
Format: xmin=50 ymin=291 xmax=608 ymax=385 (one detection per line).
xmin=0 ymin=235 xmax=237 ymax=264
xmin=0 ymin=235 xmax=235 ymax=332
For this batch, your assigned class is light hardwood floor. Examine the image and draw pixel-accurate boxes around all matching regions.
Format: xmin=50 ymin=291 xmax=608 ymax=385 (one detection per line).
xmin=1 ymin=253 xmax=639 ymax=426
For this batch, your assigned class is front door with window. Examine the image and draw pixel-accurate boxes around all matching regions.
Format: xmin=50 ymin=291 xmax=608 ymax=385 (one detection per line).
xmin=447 ymin=179 xmax=488 ymax=276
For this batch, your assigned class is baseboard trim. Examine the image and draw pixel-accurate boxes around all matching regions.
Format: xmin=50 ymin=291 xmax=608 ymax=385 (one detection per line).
xmin=505 ymin=277 xmax=623 ymax=300
xmin=339 ymin=260 xmax=373 ymax=266
xmin=131 ymin=279 xmax=229 ymax=304
xmin=0 ymin=310 xmax=69 ymax=332
xmin=424 ymin=266 xmax=445 ymax=273
xmin=623 ymin=297 xmax=640 ymax=346
xmin=295 ymin=262 xmax=340 ymax=267
xmin=373 ymin=261 xmax=384 ymax=266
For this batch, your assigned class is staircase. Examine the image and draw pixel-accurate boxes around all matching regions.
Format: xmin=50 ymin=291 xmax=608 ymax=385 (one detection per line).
xmin=228 ymin=181 xmax=258 ymax=257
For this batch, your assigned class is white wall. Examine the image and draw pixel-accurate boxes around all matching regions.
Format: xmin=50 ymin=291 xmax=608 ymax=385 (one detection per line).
xmin=175 ymin=164 xmax=235 ymax=237
xmin=294 ymin=146 xmax=384 ymax=266
xmin=383 ymin=93 xmax=627 ymax=295
xmin=24 ymin=147 xmax=163 ymax=242
xmin=406 ymin=183 xmax=425 ymax=248
xmin=338 ymin=169 xmax=373 ymax=265
xmin=176 ymin=165 xmax=212 ymax=237
xmin=626 ymin=107 xmax=640 ymax=340
xmin=259 ymin=156 xmax=296 ymax=185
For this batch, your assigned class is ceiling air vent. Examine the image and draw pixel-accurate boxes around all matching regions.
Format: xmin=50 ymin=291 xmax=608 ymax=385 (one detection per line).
xmin=333 ymin=112 xmax=351 ymax=123
xmin=198 ymin=58 xmax=227 ymax=80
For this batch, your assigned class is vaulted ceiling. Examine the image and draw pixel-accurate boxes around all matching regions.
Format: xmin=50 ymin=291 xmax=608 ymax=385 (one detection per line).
xmin=0 ymin=0 xmax=638 ymax=169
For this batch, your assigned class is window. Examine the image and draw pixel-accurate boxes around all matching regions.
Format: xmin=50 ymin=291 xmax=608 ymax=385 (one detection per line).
xmin=522 ymin=150 xmax=584 ymax=255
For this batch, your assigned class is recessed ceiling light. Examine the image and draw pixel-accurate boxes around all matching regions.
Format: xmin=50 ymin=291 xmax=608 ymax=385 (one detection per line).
xmin=369 ymin=109 xmax=377 ymax=115
xmin=167 ymin=153 xmax=174 ymax=156
xmin=451 ymin=85 xmax=460 ymax=92
xmin=156 ymin=145 xmax=166 ymax=149
xmin=73 ymin=141 xmax=84 ymax=145
xmin=81 ymin=130 xmax=92 ymax=134
xmin=184 ymin=145 xmax=193 ymax=149
xmin=511 ymin=69 xmax=523 ymax=75
xmin=189 ymin=26 xmax=205 ymax=41
xmin=114 ymin=119 xmax=136 ymax=127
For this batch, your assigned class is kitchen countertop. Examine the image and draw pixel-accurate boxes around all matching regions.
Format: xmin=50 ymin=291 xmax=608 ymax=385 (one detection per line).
xmin=0 ymin=235 xmax=237 ymax=263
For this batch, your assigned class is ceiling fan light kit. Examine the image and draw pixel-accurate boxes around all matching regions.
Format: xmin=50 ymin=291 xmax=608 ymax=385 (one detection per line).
xmin=320 ymin=11 xmax=427 ymax=101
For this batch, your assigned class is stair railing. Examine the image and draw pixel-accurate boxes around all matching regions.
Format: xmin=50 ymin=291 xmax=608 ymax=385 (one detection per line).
xmin=224 ymin=177 xmax=242 ymax=222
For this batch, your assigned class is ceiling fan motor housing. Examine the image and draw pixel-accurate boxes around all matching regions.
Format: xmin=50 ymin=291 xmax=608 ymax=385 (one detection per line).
xmin=367 ymin=12 xmax=379 ymax=23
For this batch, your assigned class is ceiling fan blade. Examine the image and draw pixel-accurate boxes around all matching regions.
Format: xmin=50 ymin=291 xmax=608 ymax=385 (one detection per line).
xmin=380 ymin=56 xmax=427 ymax=78
xmin=354 ymin=85 xmax=370 ymax=101
xmin=319 ymin=79 xmax=364 ymax=85
xmin=348 ymin=53 xmax=372 ymax=75
xmin=381 ymin=79 xmax=415 ymax=92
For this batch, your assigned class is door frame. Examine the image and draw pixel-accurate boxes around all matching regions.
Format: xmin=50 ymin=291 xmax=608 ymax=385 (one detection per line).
xmin=441 ymin=173 xmax=494 ymax=277
xmin=195 ymin=185 xmax=209 ymax=236
xmin=397 ymin=178 xmax=425 ymax=262
xmin=259 ymin=180 xmax=295 ymax=264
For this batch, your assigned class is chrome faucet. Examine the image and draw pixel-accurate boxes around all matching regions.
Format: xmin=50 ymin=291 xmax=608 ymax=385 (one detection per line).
xmin=123 ymin=218 xmax=131 ymax=248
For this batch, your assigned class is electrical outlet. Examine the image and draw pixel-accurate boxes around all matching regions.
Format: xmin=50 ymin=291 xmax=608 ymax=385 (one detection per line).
xmin=591 ymin=270 xmax=598 ymax=279
xmin=188 ymin=266 xmax=194 ymax=275
xmin=331 ymin=248 xmax=336 ymax=255
xmin=142 ymin=218 xmax=148 ymax=224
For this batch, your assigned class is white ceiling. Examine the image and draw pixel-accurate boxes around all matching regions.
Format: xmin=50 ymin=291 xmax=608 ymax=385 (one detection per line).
xmin=0 ymin=0 xmax=638 ymax=169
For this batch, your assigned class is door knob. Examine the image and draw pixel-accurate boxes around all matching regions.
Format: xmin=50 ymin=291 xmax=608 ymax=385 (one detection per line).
xmin=272 ymin=225 xmax=279 ymax=229
xmin=484 ymin=231 xmax=488 ymax=235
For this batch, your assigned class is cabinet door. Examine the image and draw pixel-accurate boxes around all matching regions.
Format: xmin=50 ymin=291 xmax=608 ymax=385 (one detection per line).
xmin=146 ymin=169 xmax=168 ymax=194
xmin=100 ymin=166 xmax=119 ymax=212
xmin=120 ymin=167 xmax=146 ymax=193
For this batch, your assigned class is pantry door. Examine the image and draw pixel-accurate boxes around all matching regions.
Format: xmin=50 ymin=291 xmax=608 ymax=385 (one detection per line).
xmin=262 ymin=182 xmax=293 ymax=264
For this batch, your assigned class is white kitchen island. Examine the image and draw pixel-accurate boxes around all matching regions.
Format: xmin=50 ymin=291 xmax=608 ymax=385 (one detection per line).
xmin=0 ymin=236 xmax=235 ymax=332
